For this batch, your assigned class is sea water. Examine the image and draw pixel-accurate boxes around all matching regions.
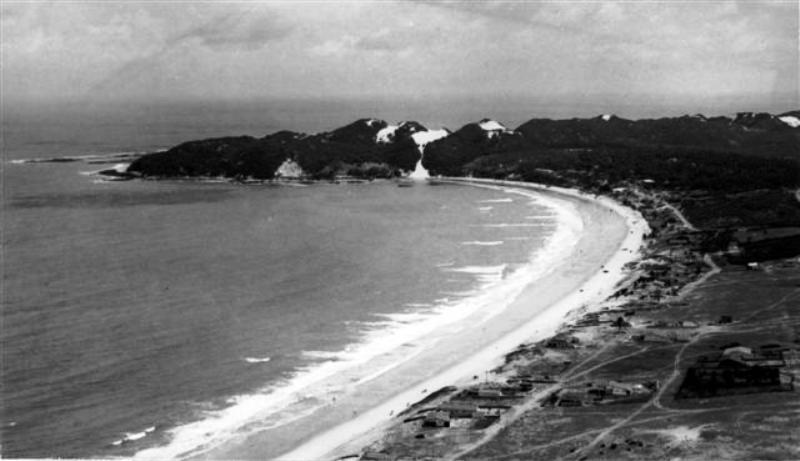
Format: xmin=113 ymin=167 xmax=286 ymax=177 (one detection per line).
xmin=2 ymin=105 xmax=561 ymax=458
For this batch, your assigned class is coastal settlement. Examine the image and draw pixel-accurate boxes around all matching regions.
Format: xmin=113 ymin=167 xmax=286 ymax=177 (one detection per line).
xmin=350 ymin=180 xmax=800 ymax=461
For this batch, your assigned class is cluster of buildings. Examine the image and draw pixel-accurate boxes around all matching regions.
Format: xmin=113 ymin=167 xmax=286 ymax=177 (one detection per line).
xmin=677 ymin=343 xmax=800 ymax=398
xmin=547 ymin=380 xmax=658 ymax=407
xmin=357 ymin=185 xmax=798 ymax=461
xmin=400 ymin=382 xmax=530 ymax=432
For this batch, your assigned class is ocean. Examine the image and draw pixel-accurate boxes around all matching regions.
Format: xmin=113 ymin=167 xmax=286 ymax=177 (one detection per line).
xmin=1 ymin=103 xmax=561 ymax=458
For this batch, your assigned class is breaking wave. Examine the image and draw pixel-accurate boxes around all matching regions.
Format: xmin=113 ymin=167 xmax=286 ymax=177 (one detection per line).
xmin=131 ymin=184 xmax=580 ymax=461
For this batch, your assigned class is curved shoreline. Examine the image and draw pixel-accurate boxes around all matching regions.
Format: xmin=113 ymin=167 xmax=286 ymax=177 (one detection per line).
xmin=271 ymin=179 xmax=649 ymax=460
xmin=133 ymin=178 xmax=647 ymax=461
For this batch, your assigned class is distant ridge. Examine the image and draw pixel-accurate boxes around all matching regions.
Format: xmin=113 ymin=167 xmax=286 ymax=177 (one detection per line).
xmin=126 ymin=111 xmax=799 ymax=181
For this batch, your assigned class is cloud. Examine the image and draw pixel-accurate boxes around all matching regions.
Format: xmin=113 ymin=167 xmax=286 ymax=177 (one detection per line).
xmin=355 ymin=29 xmax=406 ymax=52
xmin=2 ymin=0 xmax=795 ymax=111
xmin=174 ymin=11 xmax=293 ymax=50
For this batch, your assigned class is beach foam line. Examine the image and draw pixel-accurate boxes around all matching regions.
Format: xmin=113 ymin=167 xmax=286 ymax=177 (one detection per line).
xmin=112 ymin=426 xmax=156 ymax=446
xmin=81 ymin=162 xmax=131 ymax=177
xmin=478 ymin=198 xmax=513 ymax=203
xmin=478 ymin=206 xmax=493 ymax=211
xmin=438 ymin=290 xmax=481 ymax=297
xmin=244 ymin=357 xmax=271 ymax=364
xmin=403 ymin=302 xmax=433 ymax=308
xmin=477 ymin=223 xmax=552 ymax=228
xmin=277 ymin=179 xmax=647 ymax=460
xmin=9 ymin=150 xmax=158 ymax=165
xmin=461 ymin=240 xmax=504 ymax=246
xmin=132 ymin=264 xmax=554 ymax=459
xmin=445 ymin=264 xmax=509 ymax=283
xmin=275 ymin=182 xmax=589 ymax=460
xmin=372 ymin=311 xmax=436 ymax=324
xmin=138 ymin=257 xmax=524 ymax=459
xmin=303 ymin=350 xmax=347 ymax=360
xmin=446 ymin=264 xmax=507 ymax=274
xmin=133 ymin=185 xmax=570 ymax=461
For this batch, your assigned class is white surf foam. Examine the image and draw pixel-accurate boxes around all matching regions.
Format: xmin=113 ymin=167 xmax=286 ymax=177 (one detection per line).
xmin=478 ymin=223 xmax=552 ymax=228
xmin=446 ymin=264 xmax=507 ymax=274
xmin=11 ymin=150 xmax=158 ymax=165
xmin=112 ymin=426 xmax=156 ymax=446
xmin=132 ymin=185 xmax=579 ymax=461
xmin=373 ymin=311 xmax=434 ymax=324
xmin=479 ymin=198 xmax=513 ymax=203
xmin=444 ymin=265 xmax=510 ymax=284
xmin=81 ymin=162 xmax=131 ymax=177
xmin=244 ymin=357 xmax=271 ymax=364
xmin=302 ymin=351 xmax=345 ymax=360
xmin=403 ymin=303 xmax=433 ymax=308
xmin=461 ymin=241 xmax=504 ymax=246
xmin=439 ymin=290 xmax=481 ymax=297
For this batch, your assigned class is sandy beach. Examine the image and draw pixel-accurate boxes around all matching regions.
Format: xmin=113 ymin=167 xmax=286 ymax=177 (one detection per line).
xmin=175 ymin=179 xmax=648 ymax=461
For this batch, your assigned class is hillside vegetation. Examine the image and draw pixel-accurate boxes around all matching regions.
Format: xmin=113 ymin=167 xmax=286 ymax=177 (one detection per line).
xmin=127 ymin=111 xmax=800 ymax=234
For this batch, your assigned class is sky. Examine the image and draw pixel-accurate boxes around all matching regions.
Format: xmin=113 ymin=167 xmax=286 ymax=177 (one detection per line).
xmin=2 ymin=0 xmax=798 ymax=117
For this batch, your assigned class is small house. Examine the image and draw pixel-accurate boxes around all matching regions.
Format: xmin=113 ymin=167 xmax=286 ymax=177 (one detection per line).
xmin=437 ymin=402 xmax=476 ymax=419
xmin=722 ymin=346 xmax=753 ymax=358
xmin=476 ymin=404 xmax=511 ymax=417
xmin=544 ymin=335 xmax=579 ymax=349
xmin=422 ymin=411 xmax=450 ymax=428
xmin=556 ymin=389 xmax=586 ymax=407
xmin=478 ymin=388 xmax=503 ymax=398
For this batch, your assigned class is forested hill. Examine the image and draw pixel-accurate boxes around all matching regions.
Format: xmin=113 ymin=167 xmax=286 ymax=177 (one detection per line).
xmin=127 ymin=119 xmax=438 ymax=180
xmin=422 ymin=111 xmax=799 ymax=187
xmin=127 ymin=111 xmax=799 ymax=183
xmin=124 ymin=109 xmax=800 ymax=233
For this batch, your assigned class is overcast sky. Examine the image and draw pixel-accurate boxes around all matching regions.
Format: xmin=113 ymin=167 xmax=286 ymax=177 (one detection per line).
xmin=2 ymin=0 xmax=798 ymax=114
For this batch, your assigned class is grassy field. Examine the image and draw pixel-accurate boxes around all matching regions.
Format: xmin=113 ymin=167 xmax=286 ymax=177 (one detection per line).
xmin=351 ymin=181 xmax=800 ymax=461
xmin=464 ymin=261 xmax=800 ymax=461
